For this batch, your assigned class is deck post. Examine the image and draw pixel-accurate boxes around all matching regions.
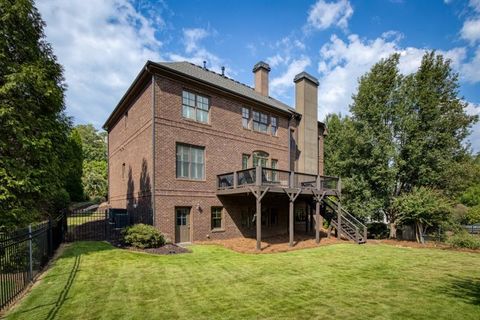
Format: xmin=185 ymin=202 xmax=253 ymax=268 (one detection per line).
xmin=256 ymin=194 xmax=262 ymax=251
xmin=336 ymin=177 xmax=342 ymax=239
xmin=256 ymin=165 xmax=262 ymax=186
xmin=289 ymin=200 xmax=294 ymax=247
xmin=315 ymin=200 xmax=320 ymax=244
xmin=233 ymin=171 xmax=238 ymax=189
xmin=289 ymin=171 xmax=295 ymax=188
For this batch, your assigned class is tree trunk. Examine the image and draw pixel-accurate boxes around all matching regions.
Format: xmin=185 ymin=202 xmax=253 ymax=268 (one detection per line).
xmin=389 ymin=222 xmax=397 ymax=239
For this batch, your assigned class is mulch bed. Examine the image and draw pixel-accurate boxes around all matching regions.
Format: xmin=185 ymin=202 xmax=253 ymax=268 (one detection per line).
xmin=112 ymin=242 xmax=191 ymax=255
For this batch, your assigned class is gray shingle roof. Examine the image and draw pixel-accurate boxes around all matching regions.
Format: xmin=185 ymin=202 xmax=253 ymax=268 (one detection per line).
xmin=156 ymin=61 xmax=296 ymax=114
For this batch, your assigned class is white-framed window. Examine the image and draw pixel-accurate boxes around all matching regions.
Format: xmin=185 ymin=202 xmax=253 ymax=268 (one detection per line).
xmin=211 ymin=207 xmax=223 ymax=230
xmin=242 ymin=154 xmax=250 ymax=169
xmin=176 ymin=143 xmax=205 ymax=180
xmin=252 ymin=151 xmax=269 ymax=167
xmin=253 ymin=111 xmax=268 ymax=133
xmin=242 ymin=107 xmax=250 ymax=128
xmin=271 ymin=116 xmax=278 ymax=136
xmin=182 ymin=90 xmax=209 ymax=123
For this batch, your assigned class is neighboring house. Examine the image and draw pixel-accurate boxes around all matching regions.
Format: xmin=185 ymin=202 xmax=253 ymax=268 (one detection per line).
xmin=103 ymin=60 xmax=365 ymax=249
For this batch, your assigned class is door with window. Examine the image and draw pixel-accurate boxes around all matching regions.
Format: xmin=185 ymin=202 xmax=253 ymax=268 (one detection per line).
xmin=175 ymin=207 xmax=191 ymax=243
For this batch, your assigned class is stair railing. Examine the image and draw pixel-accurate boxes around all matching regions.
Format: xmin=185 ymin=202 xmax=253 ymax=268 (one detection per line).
xmin=324 ymin=197 xmax=367 ymax=243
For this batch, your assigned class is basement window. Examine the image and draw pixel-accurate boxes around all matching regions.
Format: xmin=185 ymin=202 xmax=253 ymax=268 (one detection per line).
xmin=211 ymin=207 xmax=223 ymax=230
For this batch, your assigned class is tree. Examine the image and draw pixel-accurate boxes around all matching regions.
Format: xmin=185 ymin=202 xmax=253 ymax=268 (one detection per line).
xmin=64 ymin=130 xmax=84 ymax=201
xmin=75 ymin=124 xmax=107 ymax=200
xmin=0 ymin=0 xmax=72 ymax=228
xmin=323 ymin=51 xmax=477 ymax=238
xmin=393 ymin=187 xmax=452 ymax=243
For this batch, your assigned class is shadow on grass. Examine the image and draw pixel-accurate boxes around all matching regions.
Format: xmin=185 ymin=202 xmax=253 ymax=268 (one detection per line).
xmin=440 ymin=275 xmax=480 ymax=306
xmin=9 ymin=242 xmax=114 ymax=319
xmin=45 ymin=255 xmax=81 ymax=320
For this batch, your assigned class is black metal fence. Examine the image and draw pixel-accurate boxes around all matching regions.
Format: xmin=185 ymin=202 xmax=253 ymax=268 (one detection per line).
xmin=65 ymin=209 xmax=128 ymax=242
xmin=0 ymin=215 xmax=66 ymax=310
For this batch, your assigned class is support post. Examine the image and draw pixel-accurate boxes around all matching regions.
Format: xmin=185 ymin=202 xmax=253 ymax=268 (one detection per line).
xmin=315 ymin=200 xmax=320 ymax=244
xmin=337 ymin=201 xmax=342 ymax=240
xmin=289 ymin=200 xmax=294 ymax=247
xmin=255 ymin=165 xmax=262 ymax=186
xmin=233 ymin=171 xmax=238 ymax=189
xmin=256 ymin=193 xmax=262 ymax=251
xmin=28 ymin=224 xmax=33 ymax=281
xmin=289 ymin=171 xmax=295 ymax=188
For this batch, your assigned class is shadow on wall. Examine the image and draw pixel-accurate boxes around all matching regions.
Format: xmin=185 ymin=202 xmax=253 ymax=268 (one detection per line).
xmin=126 ymin=158 xmax=153 ymax=225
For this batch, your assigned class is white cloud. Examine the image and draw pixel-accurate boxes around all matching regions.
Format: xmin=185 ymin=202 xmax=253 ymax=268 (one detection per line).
xmin=270 ymin=56 xmax=311 ymax=97
xmin=470 ymin=0 xmax=480 ymax=12
xmin=37 ymin=0 xmax=164 ymax=127
xmin=460 ymin=19 xmax=480 ymax=44
xmin=316 ymin=33 xmax=466 ymax=120
xmin=462 ymin=48 xmax=480 ymax=82
xmin=306 ymin=0 xmax=353 ymax=31
xmin=168 ymin=28 xmax=229 ymax=75
xmin=183 ymin=28 xmax=209 ymax=53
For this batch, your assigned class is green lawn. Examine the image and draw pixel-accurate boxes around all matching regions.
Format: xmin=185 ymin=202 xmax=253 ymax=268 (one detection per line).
xmin=4 ymin=242 xmax=480 ymax=320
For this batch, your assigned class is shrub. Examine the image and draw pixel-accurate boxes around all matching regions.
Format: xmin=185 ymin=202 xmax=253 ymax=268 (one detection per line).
xmin=123 ymin=224 xmax=165 ymax=249
xmin=367 ymin=222 xmax=388 ymax=239
xmin=447 ymin=232 xmax=480 ymax=250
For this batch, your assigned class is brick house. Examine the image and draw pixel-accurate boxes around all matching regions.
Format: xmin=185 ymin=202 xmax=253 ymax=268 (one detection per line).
xmin=103 ymin=61 xmax=365 ymax=250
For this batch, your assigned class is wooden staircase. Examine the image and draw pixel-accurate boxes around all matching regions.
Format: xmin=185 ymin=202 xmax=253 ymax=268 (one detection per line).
xmin=323 ymin=197 xmax=367 ymax=244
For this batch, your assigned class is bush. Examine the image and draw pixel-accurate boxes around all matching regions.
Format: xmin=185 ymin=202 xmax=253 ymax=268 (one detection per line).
xmin=123 ymin=224 xmax=165 ymax=249
xmin=446 ymin=232 xmax=480 ymax=250
xmin=367 ymin=222 xmax=389 ymax=239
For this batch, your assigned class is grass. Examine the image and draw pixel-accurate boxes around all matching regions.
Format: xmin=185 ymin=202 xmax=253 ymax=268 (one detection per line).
xmin=4 ymin=242 xmax=480 ymax=320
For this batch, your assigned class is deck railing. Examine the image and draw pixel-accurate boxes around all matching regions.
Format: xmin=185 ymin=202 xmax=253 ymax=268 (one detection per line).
xmin=217 ymin=167 xmax=339 ymax=191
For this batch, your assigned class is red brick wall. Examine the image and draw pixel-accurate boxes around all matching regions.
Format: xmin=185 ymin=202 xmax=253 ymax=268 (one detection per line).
xmin=107 ymin=71 xmax=326 ymax=243
xmin=153 ymin=75 xmax=294 ymax=241
xmin=108 ymin=81 xmax=153 ymax=224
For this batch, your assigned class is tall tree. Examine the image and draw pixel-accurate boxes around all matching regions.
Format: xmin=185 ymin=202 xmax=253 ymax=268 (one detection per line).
xmin=75 ymin=124 xmax=108 ymax=200
xmin=324 ymin=51 xmax=477 ymax=238
xmin=0 ymin=0 xmax=71 ymax=228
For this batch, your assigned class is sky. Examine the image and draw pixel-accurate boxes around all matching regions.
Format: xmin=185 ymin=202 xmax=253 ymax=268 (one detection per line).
xmin=36 ymin=0 xmax=480 ymax=152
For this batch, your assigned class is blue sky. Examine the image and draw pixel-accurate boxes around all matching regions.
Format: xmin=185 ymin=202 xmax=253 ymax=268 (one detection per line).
xmin=37 ymin=0 xmax=480 ymax=151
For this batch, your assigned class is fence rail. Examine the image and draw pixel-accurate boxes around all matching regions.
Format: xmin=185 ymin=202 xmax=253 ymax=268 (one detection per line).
xmin=0 ymin=214 xmax=65 ymax=310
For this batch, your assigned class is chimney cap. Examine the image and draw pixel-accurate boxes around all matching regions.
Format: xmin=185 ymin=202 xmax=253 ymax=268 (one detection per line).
xmin=252 ymin=61 xmax=271 ymax=73
xmin=294 ymin=72 xmax=319 ymax=86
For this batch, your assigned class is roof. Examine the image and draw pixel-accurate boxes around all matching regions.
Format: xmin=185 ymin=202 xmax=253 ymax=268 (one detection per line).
xmin=154 ymin=61 xmax=296 ymax=114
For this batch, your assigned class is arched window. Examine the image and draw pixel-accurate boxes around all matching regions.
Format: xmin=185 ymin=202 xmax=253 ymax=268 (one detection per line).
xmin=252 ymin=151 xmax=269 ymax=167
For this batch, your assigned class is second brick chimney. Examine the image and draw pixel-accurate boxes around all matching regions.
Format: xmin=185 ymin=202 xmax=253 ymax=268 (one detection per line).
xmin=253 ymin=61 xmax=271 ymax=96
xmin=294 ymin=71 xmax=319 ymax=175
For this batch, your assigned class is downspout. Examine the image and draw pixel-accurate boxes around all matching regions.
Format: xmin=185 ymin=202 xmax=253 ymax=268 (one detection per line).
xmin=151 ymin=72 xmax=156 ymax=226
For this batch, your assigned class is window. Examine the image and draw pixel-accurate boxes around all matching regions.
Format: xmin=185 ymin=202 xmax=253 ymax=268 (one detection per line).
xmin=252 ymin=151 xmax=269 ymax=167
xmin=176 ymin=144 xmax=205 ymax=180
xmin=242 ymin=107 xmax=250 ymax=128
xmin=253 ymin=111 xmax=268 ymax=133
xmin=182 ymin=90 xmax=209 ymax=123
xmin=271 ymin=159 xmax=278 ymax=181
xmin=242 ymin=154 xmax=250 ymax=169
xmin=271 ymin=116 xmax=278 ymax=136
xmin=211 ymin=207 xmax=223 ymax=230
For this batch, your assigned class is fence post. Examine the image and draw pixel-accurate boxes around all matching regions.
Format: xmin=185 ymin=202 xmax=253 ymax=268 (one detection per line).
xmin=28 ymin=224 xmax=33 ymax=281
xmin=47 ymin=218 xmax=53 ymax=257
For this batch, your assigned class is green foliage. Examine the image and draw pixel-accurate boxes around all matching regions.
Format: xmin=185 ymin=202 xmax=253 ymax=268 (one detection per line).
xmin=465 ymin=206 xmax=480 ymax=225
xmin=0 ymin=0 xmax=75 ymax=228
xmin=64 ymin=130 xmax=84 ymax=201
xmin=75 ymin=125 xmax=107 ymax=200
xmin=447 ymin=232 xmax=480 ymax=249
xmin=82 ymin=160 xmax=107 ymax=200
xmin=324 ymin=51 xmax=478 ymax=238
xmin=393 ymin=187 xmax=452 ymax=243
xmin=123 ymin=224 xmax=165 ymax=249
xmin=459 ymin=184 xmax=480 ymax=207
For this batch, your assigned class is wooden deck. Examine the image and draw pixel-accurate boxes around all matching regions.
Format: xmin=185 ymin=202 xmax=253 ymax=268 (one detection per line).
xmin=216 ymin=167 xmax=340 ymax=196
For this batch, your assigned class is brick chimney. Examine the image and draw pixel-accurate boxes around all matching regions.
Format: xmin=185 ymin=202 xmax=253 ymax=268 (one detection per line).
xmin=253 ymin=61 xmax=271 ymax=96
xmin=294 ymin=72 xmax=319 ymax=175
